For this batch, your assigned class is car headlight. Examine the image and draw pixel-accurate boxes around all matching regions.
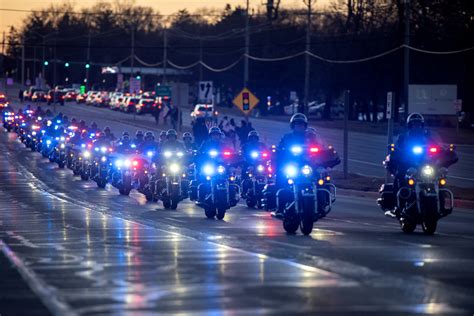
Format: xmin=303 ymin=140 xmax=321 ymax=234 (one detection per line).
xmin=290 ymin=146 xmax=303 ymax=154
xmin=169 ymin=163 xmax=180 ymax=173
xmin=422 ymin=165 xmax=434 ymax=177
xmin=203 ymin=164 xmax=214 ymax=176
xmin=285 ymin=165 xmax=298 ymax=178
xmin=301 ymin=165 xmax=312 ymax=176
xmin=83 ymin=151 xmax=91 ymax=158
xmin=164 ymin=151 xmax=172 ymax=158
xmin=217 ymin=165 xmax=225 ymax=174
xmin=250 ymin=151 xmax=259 ymax=159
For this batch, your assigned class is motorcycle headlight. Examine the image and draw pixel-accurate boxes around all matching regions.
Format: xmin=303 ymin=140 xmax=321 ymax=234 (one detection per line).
xmin=290 ymin=146 xmax=303 ymax=154
xmin=209 ymin=150 xmax=218 ymax=158
xmin=83 ymin=151 xmax=91 ymax=158
xmin=60 ymin=143 xmax=65 ymax=149
xmin=169 ymin=163 xmax=180 ymax=173
xmin=412 ymin=146 xmax=423 ymax=155
xmin=147 ymin=151 xmax=154 ymax=158
xmin=94 ymin=147 xmax=99 ymax=152
xmin=285 ymin=165 xmax=298 ymax=178
xmin=101 ymin=156 xmax=107 ymax=162
xmin=301 ymin=165 xmax=312 ymax=176
xmin=203 ymin=164 xmax=214 ymax=176
xmin=124 ymin=159 xmax=131 ymax=167
xmin=100 ymin=147 xmax=107 ymax=153
xmin=164 ymin=151 xmax=172 ymax=158
xmin=115 ymin=159 xmax=123 ymax=167
xmin=60 ymin=137 xmax=65 ymax=141
xmin=257 ymin=165 xmax=264 ymax=172
xmin=32 ymin=131 xmax=37 ymax=136
xmin=250 ymin=151 xmax=259 ymax=159
xmin=46 ymin=140 xmax=52 ymax=145
xmin=217 ymin=165 xmax=225 ymax=174
xmin=176 ymin=152 xmax=184 ymax=158
xmin=422 ymin=165 xmax=434 ymax=177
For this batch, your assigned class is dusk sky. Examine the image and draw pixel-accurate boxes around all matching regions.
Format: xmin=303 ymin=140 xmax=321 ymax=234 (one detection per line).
xmin=1 ymin=0 xmax=333 ymax=36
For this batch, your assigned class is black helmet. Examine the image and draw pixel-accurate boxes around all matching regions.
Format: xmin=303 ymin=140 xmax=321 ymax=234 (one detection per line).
xmin=145 ymin=131 xmax=154 ymax=140
xmin=122 ymin=135 xmax=130 ymax=142
xmin=248 ymin=130 xmax=259 ymax=142
xmin=79 ymin=119 xmax=86 ymax=126
xmin=104 ymin=126 xmax=111 ymax=133
xmin=160 ymin=131 xmax=167 ymax=137
xmin=71 ymin=118 xmax=77 ymax=124
xmin=91 ymin=122 xmax=98 ymax=129
xmin=407 ymin=112 xmax=424 ymax=129
xmin=63 ymin=115 xmax=68 ymax=121
xmin=97 ymin=131 xmax=105 ymax=138
xmin=136 ymin=130 xmax=144 ymax=138
xmin=166 ymin=129 xmax=177 ymax=138
xmin=290 ymin=113 xmax=308 ymax=129
xmin=183 ymin=132 xmax=192 ymax=141
xmin=122 ymin=131 xmax=130 ymax=137
xmin=209 ymin=127 xmax=221 ymax=136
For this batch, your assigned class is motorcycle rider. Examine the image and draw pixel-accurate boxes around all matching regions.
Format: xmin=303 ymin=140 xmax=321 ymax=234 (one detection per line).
xmin=159 ymin=131 xmax=167 ymax=144
xmin=133 ymin=130 xmax=145 ymax=148
xmin=115 ymin=133 xmax=135 ymax=154
xmin=103 ymin=126 xmax=116 ymax=143
xmin=240 ymin=130 xmax=269 ymax=180
xmin=161 ymin=129 xmax=186 ymax=153
xmin=89 ymin=122 xmax=100 ymax=135
xmin=140 ymin=131 xmax=160 ymax=155
xmin=183 ymin=132 xmax=196 ymax=152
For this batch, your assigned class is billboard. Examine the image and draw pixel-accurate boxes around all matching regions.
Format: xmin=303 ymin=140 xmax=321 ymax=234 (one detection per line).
xmin=408 ymin=85 xmax=457 ymax=115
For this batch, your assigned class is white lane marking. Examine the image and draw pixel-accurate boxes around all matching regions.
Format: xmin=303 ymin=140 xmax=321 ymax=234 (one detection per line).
xmin=0 ymin=240 xmax=78 ymax=316
xmin=268 ymin=240 xmax=311 ymax=249
xmin=165 ymin=217 xmax=185 ymax=223
xmin=448 ymin=175 xmax=474 ymax=181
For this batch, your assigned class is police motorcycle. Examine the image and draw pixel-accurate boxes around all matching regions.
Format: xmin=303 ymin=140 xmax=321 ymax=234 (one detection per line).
xmin=240 ymin=149 xmax=271 ymax=209
xmin=194 ymin=149 xmax=240 ymax=220
xmin=155 ymin=149 xmax=189 ymax=209
xmin=49 ymin=132 xmax=69 ymax=168
xmin=109 ymin=142 xmax=143 ymax=196
xmin=378 ymin=143 xmax=457 ymax=234
xmin=24 ymin=117 xmax=44 ymax=151
xmin=275 ymin=144 xmax=338 ymax=235
xmin=89 ymin=141 xmax=114 ymax=188
xmin=76 ymin=134 xmax=99 ymax=180
xmin=2 ymin=110 xmax=16 ymax=132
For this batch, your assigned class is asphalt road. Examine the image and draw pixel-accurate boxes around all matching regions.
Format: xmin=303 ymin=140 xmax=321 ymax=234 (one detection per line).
xmin=1 ymin=105 xmax=474 ymax=315
xmin=8 ymin=100 xmax=474 ymax=188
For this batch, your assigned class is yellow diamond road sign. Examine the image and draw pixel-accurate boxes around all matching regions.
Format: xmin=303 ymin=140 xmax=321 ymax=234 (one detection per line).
xmin=233 ymin=88 xmax=259 ymax=115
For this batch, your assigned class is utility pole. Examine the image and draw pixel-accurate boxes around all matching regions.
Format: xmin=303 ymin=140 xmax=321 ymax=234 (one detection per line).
xmin=244 ymin=0 xmax=250 ymax=88
xmin=21 ymin=35 xmax=25 ymax=89
xmin=199 ymin=27 xmax=203 ymax=82
xmin=86 ymin=33 xmax=91 ymax=86
xmin=403 ymin=0 xmax=410 ymax=120
xmin=303 ymin=0 xmax=313 ymax=114
xmin=163 ymin=27 xmax=167 ymax=84
xmin=130 ymin=26 xmax=135 ymax=77
xmin=42 ymin=36 xmax=46 ymax=82
xmin=53 ymin=37 xmax=57 ymax=88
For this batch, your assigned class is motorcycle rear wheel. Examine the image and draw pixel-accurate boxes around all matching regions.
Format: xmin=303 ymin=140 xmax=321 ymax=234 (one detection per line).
xmin=422 ymin=219 xmax=437 ymax=235
xmin=205 ymin=206 xmax=216 ymax=219
xmin=96 ymin=179 xmax=107 ymax=189
xmin=216 ymin=207 xmax=226 ymax=220
xmin=400 ymin=219 xmax=416 ymax=233
xmin=283 ymin=217 xmax=299 ymax=234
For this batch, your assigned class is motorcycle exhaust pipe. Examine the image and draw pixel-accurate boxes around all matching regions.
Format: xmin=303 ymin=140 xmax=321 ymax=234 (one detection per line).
xmin=398 ymin=187 xmax=411 ymax=200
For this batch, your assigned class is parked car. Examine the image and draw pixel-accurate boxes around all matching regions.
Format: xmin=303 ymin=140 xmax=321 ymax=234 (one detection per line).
xmin=85 ymin=91 xmax=99 ymax=105
xmin=121 ymin=97 xmax=140 ymax=112
xmin=109 ymin=96 xmax=123 ymax=110
xmin=135 ymin=98 xmax=156 ymax=114
xmin=64 ymin=89 xmax=78 ymax=101
xmin=31 ymin=90 xmax=47 ymax=102
xmin=190 ymin=104 xmax=218 ymax=121
xmin=25 ymin=88 xmax=45 ymax=101
xmin=47 ymin=90 xmax=65 ymax=105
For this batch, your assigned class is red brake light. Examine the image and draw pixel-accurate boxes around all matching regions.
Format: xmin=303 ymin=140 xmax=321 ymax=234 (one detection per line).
xmin=262 ymin=152 xmax=268 ymax=158
xmin=87 ymin=143 xmax=92 ymax=148
xmin=429 ymin=147 xmax=438 ymax=153
xmin=132 ymin=160 xmax=139 ymax=167
xmin=310 ymin=147 xmax=320 ymax=153
xmin=223 ymin=151 xmax=231 ymax=157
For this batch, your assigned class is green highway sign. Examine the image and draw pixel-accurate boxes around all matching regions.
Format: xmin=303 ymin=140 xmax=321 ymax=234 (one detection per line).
xmin=155 ymin=85 xmax=171 ymax=97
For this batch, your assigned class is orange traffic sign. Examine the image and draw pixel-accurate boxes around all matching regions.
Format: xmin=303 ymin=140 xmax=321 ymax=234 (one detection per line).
xmin=232 ymin=88 xmax=259 ymax=115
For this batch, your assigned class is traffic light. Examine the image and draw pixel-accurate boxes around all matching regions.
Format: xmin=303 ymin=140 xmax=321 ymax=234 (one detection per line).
xmin=85 ymin=63 xmax=90 ymax=69
xmin=64 ymin=62 xmax=70 ymax=67
xmin=242 ymin=92 xmax=250 ymax=111
xmin=43 ymin=60 xmax=49 ymax=66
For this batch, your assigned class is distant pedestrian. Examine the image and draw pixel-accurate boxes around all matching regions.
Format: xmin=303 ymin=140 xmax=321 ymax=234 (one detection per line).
xmin=19 ymin=89 xmax=24 ymax=103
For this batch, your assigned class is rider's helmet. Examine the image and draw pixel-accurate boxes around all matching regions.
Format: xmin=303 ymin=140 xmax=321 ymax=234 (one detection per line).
xmin=290 ymin=113 xmax=308 ymax=129
xmin=248 ymin=130 xmax=259 ymax=142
